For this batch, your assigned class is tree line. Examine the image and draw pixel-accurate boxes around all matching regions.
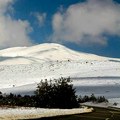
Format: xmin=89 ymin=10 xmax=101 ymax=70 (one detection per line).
xmin=0 ymin=77 xmax=108 ymax=108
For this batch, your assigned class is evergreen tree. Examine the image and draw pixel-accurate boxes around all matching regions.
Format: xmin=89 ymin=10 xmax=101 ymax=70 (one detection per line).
xmin=35 ymin=77 xmax=79 ymax=108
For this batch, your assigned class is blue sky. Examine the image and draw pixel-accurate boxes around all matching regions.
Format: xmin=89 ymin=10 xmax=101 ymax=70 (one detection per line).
xmin=0 ymin=0 xmax=120 ymax=58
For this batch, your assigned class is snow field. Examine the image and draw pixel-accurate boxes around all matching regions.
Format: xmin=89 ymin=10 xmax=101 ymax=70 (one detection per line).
xmin=0 ymin=60 xmax=119 ymax=89
xmin=0 ymin=43 xmax=120 ymax=108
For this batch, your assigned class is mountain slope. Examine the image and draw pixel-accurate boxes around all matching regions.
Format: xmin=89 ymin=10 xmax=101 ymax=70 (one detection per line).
xmin=0 ymin=43 xmax=120 ymax=97
xmin=0 ymin=43 xmax=108 ymax=65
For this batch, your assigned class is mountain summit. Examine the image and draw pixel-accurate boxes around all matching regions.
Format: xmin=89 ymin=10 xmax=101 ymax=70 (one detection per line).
xmin=0 ymin=43 xmax=107 ymax=65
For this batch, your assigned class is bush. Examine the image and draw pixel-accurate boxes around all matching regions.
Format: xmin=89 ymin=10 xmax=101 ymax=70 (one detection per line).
xmin=90 ymin=94 xmax=97 ymax=102
xmin=35 ymin=77 xmax=79 ymax=108
xmin=78 ymin=94 xmax=108 ymax=103
xmin=97 ymin=96 xmax=108 ymax=103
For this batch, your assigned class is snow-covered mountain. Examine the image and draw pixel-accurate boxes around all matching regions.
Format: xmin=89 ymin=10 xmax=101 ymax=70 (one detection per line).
xmin=0 ymin=43 xmax=109 ymax=65
xmin=0 ymin=43 xmax=120 ymax=97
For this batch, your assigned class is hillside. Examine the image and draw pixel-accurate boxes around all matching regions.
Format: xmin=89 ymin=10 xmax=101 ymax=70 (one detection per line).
xmin=0 ymin=43 xmax=120 ymax=97
xmin=0 ymin=43 xmax=108 ymax=65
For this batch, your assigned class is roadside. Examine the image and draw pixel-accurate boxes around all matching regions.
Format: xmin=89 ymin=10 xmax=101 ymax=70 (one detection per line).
xmin=0 ymin=106 xmax=93 ymax=120
xmin=28 ymin=106 xmax=120 ymax=120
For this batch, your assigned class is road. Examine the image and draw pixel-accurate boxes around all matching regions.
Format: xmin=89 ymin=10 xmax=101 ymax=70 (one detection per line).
xmin=29 ymin=107 xmax=120 ymax=120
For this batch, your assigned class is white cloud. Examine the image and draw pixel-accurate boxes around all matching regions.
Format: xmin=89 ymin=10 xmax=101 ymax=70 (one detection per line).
xmin=0 ymin=0 xmax=33 ymax=48
xmin=33 ymin=12 xmax=47 ymax=27
xmin=52 ymin=12 xmax=63 ymax=32
xmin=0 ymin=0 xmax=13 ymax=13
xmin=51 ymin=0 xmax=120 ymax=46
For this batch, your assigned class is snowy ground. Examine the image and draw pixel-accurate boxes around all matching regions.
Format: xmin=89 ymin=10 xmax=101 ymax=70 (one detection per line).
xmin=0 ymin=60 xmax=119 ymax=89
xmin=108 ymin=98 xmax=120 ymax=108
xmin=0 ymin=107 xmax=93 ymax=120
xmin=81 ymin=102 xmax=114 ymax=108
xmin=0 ymin=60 xmax=120 ymax=107
xmin=0 ymin=43 xmax=120 ymax=108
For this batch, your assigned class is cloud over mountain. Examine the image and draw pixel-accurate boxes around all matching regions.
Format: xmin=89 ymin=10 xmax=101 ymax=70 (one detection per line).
xmin=52 ymin=0 xmax=120 ymax=46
